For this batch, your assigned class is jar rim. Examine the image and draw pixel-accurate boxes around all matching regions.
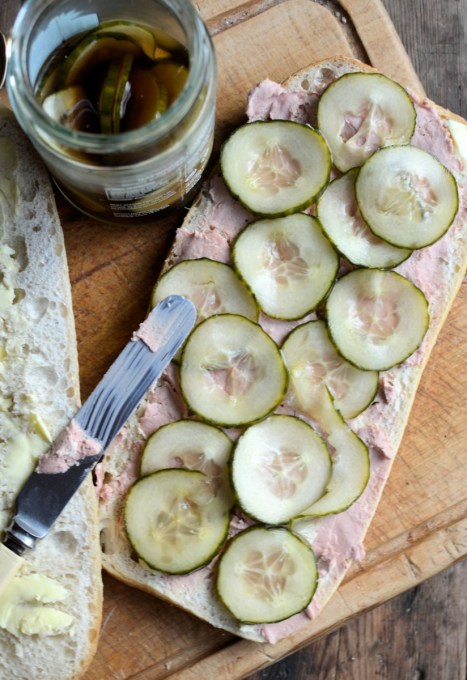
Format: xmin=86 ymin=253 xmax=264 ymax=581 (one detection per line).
xmin=7 ymin=0 xmax=213 ymax=153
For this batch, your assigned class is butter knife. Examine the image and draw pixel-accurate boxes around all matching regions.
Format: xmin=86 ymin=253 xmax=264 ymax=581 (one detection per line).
xmin=0 ymin=294 xmax=196 ymax=594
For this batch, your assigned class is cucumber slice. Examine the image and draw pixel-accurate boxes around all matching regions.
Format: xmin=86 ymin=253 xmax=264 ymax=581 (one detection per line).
xmin=95 ymin=20 xmax=157 ymax=59
xmin=123 ymin=69 xmax=162 ymax=130
xmin=317 ymin=72 xmax=416 ymax=172
xmin=42 ymin=85 xmax=96 ymax=132
xmin=216 ymin=526 xmax=317 ymax=624
xmin=124 ymin=469 xmax=230 ymax=574
xmin=233 ymin=214 xmax=339 ymax=320
xmin=231 ymin=415 xmax=331 ymax=524
xmin=180 ymin=314 xmax=287 ymax=428
xmin=151 ymin=61 xmax=189 ymax=107
xmin=317 ymin=169 xmax=411 ymax=268
xmin=151 ymin=259 xmax=258 ymax=324
xmin=98 ymin=53 xmax=133 ymax=134
xmin=220 ymin=120 xmax=331 ymax=216
xmin=282 ymin=320 xmax=378 ymax=419
xmin=140 ymin=420 xmax=234 ymax=508
xmin=326 ymin=269 xmax=429 ymax=371
xmin=60 ymin=32 xmax=144 ymax=87
xmin=355 ymin=145 xmax=459 ymax=249
xmin=289 ymin=388 xmax=370 ymax=518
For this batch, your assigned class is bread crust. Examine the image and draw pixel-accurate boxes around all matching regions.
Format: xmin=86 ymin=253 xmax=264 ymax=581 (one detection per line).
xmin=97 ymin=56 xmax=467 ymax=643
xmin=0 ymin=106 xmax=102 ymax=679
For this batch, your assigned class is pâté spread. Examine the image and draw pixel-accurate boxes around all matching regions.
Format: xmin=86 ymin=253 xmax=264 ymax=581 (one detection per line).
xmin=96 ymin=68 xmax=467 ymax=643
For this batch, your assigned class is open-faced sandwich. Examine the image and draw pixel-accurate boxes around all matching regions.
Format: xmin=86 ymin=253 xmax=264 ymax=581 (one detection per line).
xmin=0 ymin=106 xmax=102 ymax=679
xmin=96 ymin=57 xmax=467 ymax=644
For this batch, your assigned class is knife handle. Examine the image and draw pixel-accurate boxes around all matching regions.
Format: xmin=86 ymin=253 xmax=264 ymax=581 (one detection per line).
xmin=0 ymin=543 xmax=24 ymax=596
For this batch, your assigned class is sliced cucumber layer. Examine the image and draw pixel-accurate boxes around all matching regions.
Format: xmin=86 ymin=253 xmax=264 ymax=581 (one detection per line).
xmin=282 ymin=320 xmax=378 ymax=419
xmin=356 ymin=145 xmax=459 ymax=249
xmin=180 ymin=314 xmax=287 ymax=427
xmin=231 ymin=415 xmax=331 ymax=524
xmin=216 ymin=526 xmax=318 ymax=624
xmin=317 ymin=169 xmax=411 ymax=268
xmin=220 ymin=120 xmax=331 ymax=216
xmin=140 ymin=419 xmax=234 ymax=507
xmin=233 ymin=214 xmax=339 ymax=320
xmin=151 ymin=259 xmax=258 ymax=324
xmin=124 ymin=469 xmax=230 ymax=574
xmin=288 ymin=388 xmax=370 ymax=519
xmin=326 ymin=269 xmax=429 ymax=371
xmin=317 ymin=72 xmax=416 ymax=172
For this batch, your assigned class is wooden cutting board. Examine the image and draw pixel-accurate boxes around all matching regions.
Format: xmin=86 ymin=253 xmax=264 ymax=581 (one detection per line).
xmin=4 ymin=1 xmax=466 ymax=678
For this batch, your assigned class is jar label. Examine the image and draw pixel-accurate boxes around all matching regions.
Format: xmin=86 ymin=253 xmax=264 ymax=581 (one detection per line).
xmin=104 ymin=127 xmax=213 ymax=218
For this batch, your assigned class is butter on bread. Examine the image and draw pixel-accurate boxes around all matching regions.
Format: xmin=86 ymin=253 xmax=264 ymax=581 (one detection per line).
xmin=0 ymin=105 xmax=102 ymax=679
xmin=97 ymin=57 xmax=467 ymax=643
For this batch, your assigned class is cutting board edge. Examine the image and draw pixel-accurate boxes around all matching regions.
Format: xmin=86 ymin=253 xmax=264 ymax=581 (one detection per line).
xmin=157 ymin=514 xmax=467 ymax=680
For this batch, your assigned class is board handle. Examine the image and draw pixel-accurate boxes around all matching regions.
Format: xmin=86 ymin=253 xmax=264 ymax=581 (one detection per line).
xmin=0 ymin=543 xmax=24 ymax=596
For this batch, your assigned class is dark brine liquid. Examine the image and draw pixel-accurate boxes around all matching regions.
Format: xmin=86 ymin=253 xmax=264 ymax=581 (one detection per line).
xmin=36 ymin=20 xmax=189 ymax=136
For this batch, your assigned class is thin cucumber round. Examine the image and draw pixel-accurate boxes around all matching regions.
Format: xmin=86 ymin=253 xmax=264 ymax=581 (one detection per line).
xmin=231 ymin=415 xmax=331 ymax=524
xmin=355 ymin=145 xmax=459 ymax=249
xmin=216 ymin=526 xmax=318 ymax=624
xmin=179 ymin=314 xmax=287 ymax=427
xmin=282 ymin=320 xmax=378 ymax=419
xmin=233 ymin=214 xmax=339 ymax=320
xmin=94 ymin=20 xmax=157 ymax=59
xmin=124 ymin=469 xmax=230 ymax=574
xmin=98 ymin=53 xmax=133 ymax=134
xmin=288 ymin=388 xmax=370 ymax=519
xmin=140 ymin=419 xmax=234 ymax=508
xmin=151 ymin=258 xmax=258 ymax=324
xmin=317 ymin=168 xmax=412 ymax=268
xmin=317 ymin=72 xmax=416 ymax=172
xmin=325 ymin=269 xmax=429 ymax=371
xmin=61 ymin=33 xmax=144 ymax=88
xmin=220 ymin=120 xmax=331 ymax=216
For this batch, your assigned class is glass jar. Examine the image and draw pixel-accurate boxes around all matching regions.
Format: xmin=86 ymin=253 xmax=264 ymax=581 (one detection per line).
xmin=6 ymin=0 xmax=216 ymax=224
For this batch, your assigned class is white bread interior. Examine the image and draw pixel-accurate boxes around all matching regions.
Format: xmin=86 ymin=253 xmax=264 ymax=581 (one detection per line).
xmin=0 ymin=106 xmax=102 ymax=679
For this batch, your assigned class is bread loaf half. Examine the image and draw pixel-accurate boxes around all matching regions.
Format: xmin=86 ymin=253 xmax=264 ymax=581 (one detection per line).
xmin=97 ymin=57 xmax=467 ymax=644
xmin=0 ymin=105 xmax=102 ymax=678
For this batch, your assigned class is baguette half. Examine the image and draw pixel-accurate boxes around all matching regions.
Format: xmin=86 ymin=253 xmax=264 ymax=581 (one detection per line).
xmin=97 ymin=57 xmax=467 ymax=644
xmin=0 ymin=105 xmax=102 ymax=678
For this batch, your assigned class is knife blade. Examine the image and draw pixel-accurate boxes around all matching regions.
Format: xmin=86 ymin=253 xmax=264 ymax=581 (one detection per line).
xmin=0 ymin=294 xmax=196 ymax=593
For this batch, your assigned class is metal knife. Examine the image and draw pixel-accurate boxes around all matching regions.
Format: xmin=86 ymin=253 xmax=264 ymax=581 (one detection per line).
xmin=0 ymin=294 xmax=196 ymax=594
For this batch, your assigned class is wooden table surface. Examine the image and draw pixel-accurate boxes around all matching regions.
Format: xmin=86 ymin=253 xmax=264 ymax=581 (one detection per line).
xmin=248 ymin=3 xmax=467 ymax=679
xmin=1 ymin=1 xmax=466 ymax=679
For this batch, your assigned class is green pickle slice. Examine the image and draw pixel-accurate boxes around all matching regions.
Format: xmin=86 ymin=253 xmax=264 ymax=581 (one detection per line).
xmin=317 ymin=168 xmax=412 ymax=269
xmin=233 ymin=213 xmax=339 ymax=320
xmin=216 ymin=526 xmax=318 ymax=624
xmin=123 ymin=68 xmax=162 ymax=130
xmin=61 ymin=33 xmax=144 ymax=88
xmin=124 ymin=469 xmax=230 ymax=574
xmin=95 ymin=20 xmax=157 ymax=59
xmin=355 ymin=145 xmax=459 ymax=249
xmin=179 ymin=314 xmax=287 ymax=428
xmin=151 ymin=259 xmax=258 ymax=326
xmin=231 ymin=415 xmax=331 ymax=524
xmin=288 ymin=388 xmax=370 ymax=519
xmin=140 ymin=420 xmax=235 ymax=508
xmin=98 ymin=53 xmax=133 ymax=134
xmin=325 ymin=268 xmax=429 ymax=371
xmin=282 ymin=319 xmax=379 ymax=419
xmin=220 ymin=120 xmax=331 ymax=216
xmin=152 ymin=61 xmax=189 ymax=106
xmin=317 ymin=71 xmax=416 ymax=172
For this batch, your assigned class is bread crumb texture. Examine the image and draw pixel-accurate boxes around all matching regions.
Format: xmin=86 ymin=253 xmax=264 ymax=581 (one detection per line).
xmin=0 ymin=107 xmax=102 ymax=680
